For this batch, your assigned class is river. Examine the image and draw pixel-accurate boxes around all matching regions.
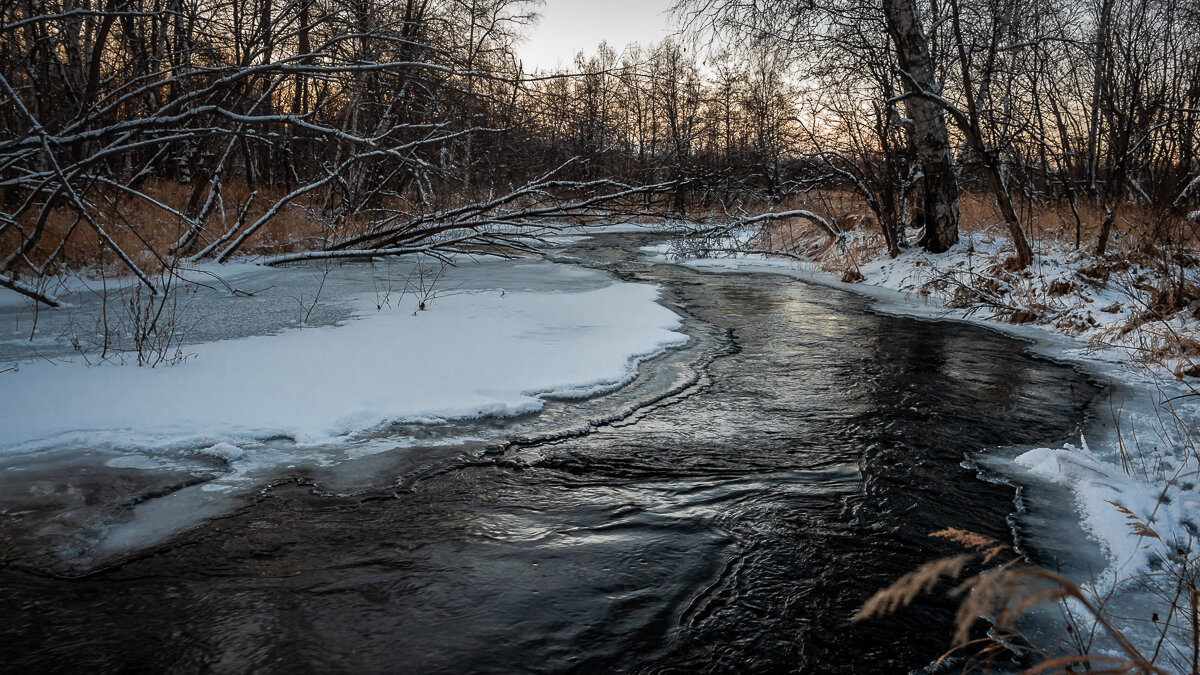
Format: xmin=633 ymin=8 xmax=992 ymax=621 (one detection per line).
xmin=0 ymin=232 xmax=1102 ymax=673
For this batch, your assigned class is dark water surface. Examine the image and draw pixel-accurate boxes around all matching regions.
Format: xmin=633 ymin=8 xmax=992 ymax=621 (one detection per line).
xmin=0 ymin=233 xmax=1099 ymax=673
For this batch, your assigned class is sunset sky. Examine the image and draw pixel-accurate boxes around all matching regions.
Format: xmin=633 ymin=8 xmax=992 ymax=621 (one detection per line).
xmin=517 ymin=0 xmax=677 ymax=71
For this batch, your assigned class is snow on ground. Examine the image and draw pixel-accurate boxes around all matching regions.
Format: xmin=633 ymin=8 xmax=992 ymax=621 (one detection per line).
xmin=577 ymin=220 xmax=694 ymax=235
xmin=0 ymin=261 xmax=687 ymax=457
xmin=0 ymin=252 xmax=693 ymax=566
xmin=853 ymin=232 xmax=1200 ymax=373
xmin=653 ymin=225 xmax=1200 ymax=662
xmin=536 ymin=220 xmax=692 ymax=245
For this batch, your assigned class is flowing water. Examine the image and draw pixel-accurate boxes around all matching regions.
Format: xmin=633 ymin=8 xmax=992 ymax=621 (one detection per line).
xmin=0 ymin=232 xmax=1101 ymax=673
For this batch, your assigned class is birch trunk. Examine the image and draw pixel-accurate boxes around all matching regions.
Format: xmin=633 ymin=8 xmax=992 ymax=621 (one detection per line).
xmin=884 ymin=0 xmax=960 ymax=253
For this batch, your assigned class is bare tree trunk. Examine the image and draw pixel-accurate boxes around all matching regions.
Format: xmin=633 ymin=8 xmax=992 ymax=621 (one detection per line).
xmin=884 ymin=0 xmax=960 ymax=253
xmin=942 ymin=0 xmax=1034 ymax=267
xmin=1086 ymin=0 xmax=1115 ymax=195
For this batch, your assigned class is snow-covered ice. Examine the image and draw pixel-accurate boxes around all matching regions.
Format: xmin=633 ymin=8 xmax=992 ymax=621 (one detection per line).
xmin=2 ymin=253 xmax=690 ymax=457
xmin=0 ymin=278 xmax=686 ymax=454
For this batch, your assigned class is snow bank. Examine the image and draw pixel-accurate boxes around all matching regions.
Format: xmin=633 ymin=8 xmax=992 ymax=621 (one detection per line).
xmin=1015 ymin=434 xmax=1199 ymax=578
xmin=0 ymin=276 xmax=687 ymax=455
xmin=664 ymin=223 xmax=1199 ymax=379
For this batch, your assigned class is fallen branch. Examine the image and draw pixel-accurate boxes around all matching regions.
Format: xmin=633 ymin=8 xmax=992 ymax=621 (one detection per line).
xmin=0 ymin=273 xmax=59 ymax=307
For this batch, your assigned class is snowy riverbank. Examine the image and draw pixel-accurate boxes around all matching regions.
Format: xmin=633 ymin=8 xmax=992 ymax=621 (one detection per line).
xmin=646 ymin=229 xmax=1199 ymax=666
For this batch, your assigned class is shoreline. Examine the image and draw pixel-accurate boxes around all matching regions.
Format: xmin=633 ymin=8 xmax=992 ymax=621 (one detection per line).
xmin=639 ymin=232 xmax=1198 ymax=661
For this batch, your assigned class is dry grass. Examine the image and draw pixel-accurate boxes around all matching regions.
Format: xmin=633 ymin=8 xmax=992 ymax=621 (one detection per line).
xmin=854 ymin=526 xmax=1186 ymax=674
xmin=2 ymin=179 xmax=720 ymax=280
xmin=0 ymin=179 xmax=337 ymax=277
xmin=743 ymin=190 xmax=886 ymax=281
xmin=855 ymin=553 xmax=976 ymax=620
xmin=956 ymin=191 xmax=1185 ymax=255
xmin=756 ymin=188 xmax=1193 ymax=253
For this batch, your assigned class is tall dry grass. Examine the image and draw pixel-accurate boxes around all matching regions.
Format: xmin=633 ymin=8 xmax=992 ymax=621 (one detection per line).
xmin=856 ymin=526 xmax=1196 ymax=674
xmin=0 ymin=179 xmax=349 ymax=277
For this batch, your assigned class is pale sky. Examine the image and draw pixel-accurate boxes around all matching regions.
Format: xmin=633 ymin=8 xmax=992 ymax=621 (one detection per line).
xmin=517 ymin=0 xmax=677 ymax=72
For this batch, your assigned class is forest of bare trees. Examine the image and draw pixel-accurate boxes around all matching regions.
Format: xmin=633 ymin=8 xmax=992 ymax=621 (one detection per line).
xmin=2 ymin=0 xmax=1199 ymax=305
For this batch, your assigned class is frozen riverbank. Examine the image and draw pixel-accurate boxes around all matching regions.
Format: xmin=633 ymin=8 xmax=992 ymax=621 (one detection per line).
xmin=0 ymin=231 xmax=1099 ymax=673
xmin=0 ymin=262 xmax=686 ymax=454
xmin=0 ymin=251 xmax=691 ymax=569
xmin=647 ymin=232 xmax=1198 ymax=667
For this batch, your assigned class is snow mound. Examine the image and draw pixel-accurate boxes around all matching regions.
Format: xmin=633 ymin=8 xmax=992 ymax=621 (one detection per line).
xmin=195 ymin=443 xmax=246 ymax=461
xmin=1017 ymin=431 xmax=1199 ymax=583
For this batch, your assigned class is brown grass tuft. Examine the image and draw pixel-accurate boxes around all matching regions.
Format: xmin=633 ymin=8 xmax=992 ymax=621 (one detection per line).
xmin=931 ymin=527 xmax=1008 ymax=563
xmin=1106 ymin=500 xmax=1162 ymax=540
xmin=857 ymin=528 xmax=1170 ymax=674
xmin=854 ymin=553 xmax=974 ymax=622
